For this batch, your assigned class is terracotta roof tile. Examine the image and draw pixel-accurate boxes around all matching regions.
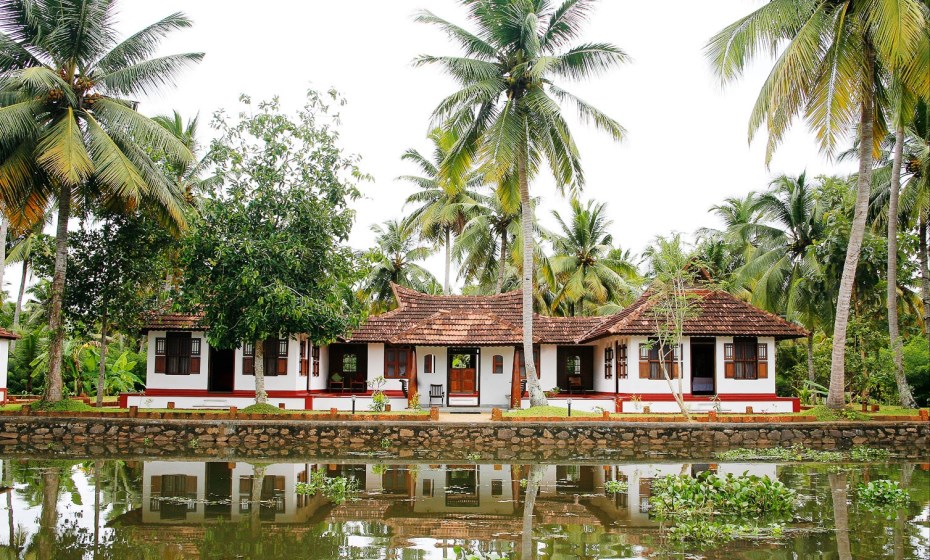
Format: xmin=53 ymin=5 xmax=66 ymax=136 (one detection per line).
xmin=389 ymin=310 xmax=535 ymax=346
xmin=347 ymin=283 xmax=607 ymax=345
xmin=579 ymin=288 xmax=808 ymax=341
xmin=0 ymin=327 xmax=19 ymax=340
xmin=141 ymin=312 xmax=205 ymax=332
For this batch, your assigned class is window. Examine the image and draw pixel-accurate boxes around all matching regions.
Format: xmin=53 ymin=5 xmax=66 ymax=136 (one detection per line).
xmin=617 ymin=344 xmax=628 ymax=379
xmin=343 ymin=353 xmax=358 ymax=373
xmin=604 ymin=347 xmax=614 ymax=379
xmin=300 ymin=341 xmax=309 ymax=377
xmin=384 ymin=346 xmax=412 ymax=379
xmin=311 ymin=346 xmax=320 ymax=377
xmin=243 ymin=339 xmax=287 ymax=376
xmin=160 ymin=332 xmax=192 ymax=375
xmin=566 ymin=355 xmax=581 ymax=375
xmin=423 ymin=354 xmax=434 ymax=374
xmin=724 ymin=337 xmax=767 ymax=380
xmin=492 ymin=355 xmax=504 ymax=374
xmin=638 ymin=339 xmax=679 ymax=380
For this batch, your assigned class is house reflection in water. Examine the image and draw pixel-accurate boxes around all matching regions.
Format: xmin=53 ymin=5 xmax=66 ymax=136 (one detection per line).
xmin=128 ymin=460 xmax=778 ymax=556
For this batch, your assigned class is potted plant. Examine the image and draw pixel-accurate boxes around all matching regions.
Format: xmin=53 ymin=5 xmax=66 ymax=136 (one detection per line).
xmin=630 ymin=394 xmax=642 ymax=412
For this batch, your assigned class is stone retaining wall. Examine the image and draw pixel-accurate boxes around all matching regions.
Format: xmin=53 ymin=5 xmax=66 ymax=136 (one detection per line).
xmin=0 ymin=416 xmax=927 ymax=462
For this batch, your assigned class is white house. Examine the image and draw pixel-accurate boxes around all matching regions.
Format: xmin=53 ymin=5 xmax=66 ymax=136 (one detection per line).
xmin=126 ymin=284 xmax=807 ymax=413
xmin=0 ymin=327 xmax=19 ymax=403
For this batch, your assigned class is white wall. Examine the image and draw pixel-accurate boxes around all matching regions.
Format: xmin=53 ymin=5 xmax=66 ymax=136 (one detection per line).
xmin=538 ymin=344 xmax=558 ymax=391
xmin=0 ymin=339 xmax=9 ymax=393
xmin=479 ymin=346 xmax=514 ymax=407
xmin=617 ymin=336 xmax=693 ymax=395
xmin=414 ymin=464 xmax=515 ymax=515
xmin=234 ymin=337 xmax=304 ymax=393
xmin=145 ymin=331 xmax=210 ymax=391
xmin=415 ymin=346 xmax=447 ymax=403
xmin=308 ymin=343 xmax=328 ymax=391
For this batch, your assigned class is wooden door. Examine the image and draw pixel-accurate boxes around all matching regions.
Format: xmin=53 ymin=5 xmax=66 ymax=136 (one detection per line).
xmin=449 ymin=368 xmax=476 ymax=393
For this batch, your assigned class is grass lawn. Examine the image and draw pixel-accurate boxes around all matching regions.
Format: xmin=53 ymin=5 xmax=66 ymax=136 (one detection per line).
xmin=794 ymin=404 xmax=928 ymax=421
xmin=503 ymin=405 xmax=601 ymax=418
xmin=0 ymin=399 xmax=428 ymax=417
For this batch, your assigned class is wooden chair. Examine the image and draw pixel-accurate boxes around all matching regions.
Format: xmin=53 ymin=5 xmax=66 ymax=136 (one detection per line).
xmin=429 ymin=384 xmax=445 ymax=406
xmin=349 ymin=376 xmax=366 ymax=393
xmin=329 ymin=376 xmax=344 ymax=393
xmin=567 ymin=375 xmax=584 ymax=394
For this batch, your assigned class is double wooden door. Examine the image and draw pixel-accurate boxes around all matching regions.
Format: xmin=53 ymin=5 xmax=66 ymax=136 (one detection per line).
xmin=449 ymin=368 xmax=476 ymax=393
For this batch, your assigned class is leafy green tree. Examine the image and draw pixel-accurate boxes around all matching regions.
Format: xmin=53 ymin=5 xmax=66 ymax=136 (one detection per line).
xmin=64 ymin=210 xmax=171 ymax=405
xmin=363 ymin=219 xmax=438 ymax=313
xmin=400 ymin=127 xmax=485 ymax=294
xmin=0 ymin=0 xmax=203 ymax=402
xmin=547 ymin=198 xmax=638 ymax=316
xmin=416 ymin=0 xmax=627 ymax=406
xmin=707 ymin=0 xmax=930 ymax=408
xmin=452 ymin=180 xmax=526 ymax=294
xmin=182 ymin=91 xmax=364 ymax=405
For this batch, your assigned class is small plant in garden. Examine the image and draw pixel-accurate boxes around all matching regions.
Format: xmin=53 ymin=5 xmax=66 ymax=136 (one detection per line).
xmin=380 ymin=437 xmax=392 ymax=449
xmin=857 ymin=480 xmax=909 ymax=512
xmin=519 ymin=478 xmax=528 ymax=489
xmin=709 ymin=394 xmax=722 ymax=413
xmin=408 ymin=392 xmax=421 ymax=411
xmin=604 ymin=480 xmax=628 ymax=494
xmin=142 ymin=437 xmax=152 ymax=446
xmin=369 ymin=376 xmax=388 ymax=412
xmin=630 ymin=394 xmax=642 ymax=411
xmin=295 ymin=471 xmax=359 ymax=504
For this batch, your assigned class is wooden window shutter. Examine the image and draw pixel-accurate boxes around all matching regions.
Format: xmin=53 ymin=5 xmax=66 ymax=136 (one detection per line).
xmin=724 ymin=343 xmax=734 ymax=378
xmin=300 ymin=341 xmax=308 ymax=377
xmin=757 ymin=343 xmax=768 ymax=378
xmin=311 ymin=346 xmax=320 ymax=377
xmin=154 ymin=337 xmax=167 ymax=374
xmin=243 ymin=342 xmax=254 ymax=375
xmin=493 ymin=355 xmax=503 ymax=374
xmin=185 ymin=475 xmax=197 ymax=494
xmin=190 ymin=338 xmax=202 ymax=374
xmin=638 ymin=343 xmax=649 ymax=378
xmin=277 ymin=339 xmax=288 ymax=375
xmin=424 ymin=354 xmax=433 ymax=374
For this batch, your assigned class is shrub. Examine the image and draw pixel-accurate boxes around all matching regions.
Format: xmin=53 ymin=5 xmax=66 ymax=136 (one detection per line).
xmin=650 ymin=471 xmax=795 ymax=520
xmin=241 ymin=403 xmax=285 ymax=415
xmin=857 ymin=480 xmax=909 ymax=513
xmin=604 ymin=480 xmax=628 ymax=494
xmin=295 ymin=471 xmax=358 ymax=504
xmin=369 ymin=391 xmax=389 ymax=412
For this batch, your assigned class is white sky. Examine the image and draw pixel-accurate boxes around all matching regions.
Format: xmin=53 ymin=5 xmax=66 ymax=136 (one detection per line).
xmin=3 ymin=0 xmax=858 ymax=298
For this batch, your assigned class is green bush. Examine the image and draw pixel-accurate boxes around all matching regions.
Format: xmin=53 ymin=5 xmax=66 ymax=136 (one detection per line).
xmin=857 ymin=480 xmax=909 ymax=513
xmin=650 ymin=471 xmax=795 ymax=520
xmin=240 ymin=403 xmax=285 ymax=415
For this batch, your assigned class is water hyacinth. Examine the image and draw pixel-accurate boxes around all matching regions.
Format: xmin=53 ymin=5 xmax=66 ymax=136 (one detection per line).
xmin=649 ymin=471 xmax=795 ymax=520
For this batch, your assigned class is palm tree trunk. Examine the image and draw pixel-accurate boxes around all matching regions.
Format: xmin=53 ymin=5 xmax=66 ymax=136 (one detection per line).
xmin=520 ymin=465 xmax=544 ymax=560
xmin=920 ymin=213 xmax=929 ymax=342
xmin=497 ymin=231 xmax=507 ymax=294
xmin=254 ymin=340 xmax=267 ymax=405
xmin=887 ymin=123 xmax=917 ymax=408
xmin=44 ymin=190 xmax=71 ymax=403
xmin=807 ymin=332 xmax=815 ymax=383
xmin=827 ymin=54 xmax=875 ymax=409
xmin=829 ymin=472 xmax=852 ymax=560
xmin=10 ymin=259 xmax=27 ymax=352
xmin=96 ymin=315 xmax=108 ymax=407
xmin=519 ymin=151 xmax=546 ymax=407
xmin=444 ymin=228 xmax=453 ymax=295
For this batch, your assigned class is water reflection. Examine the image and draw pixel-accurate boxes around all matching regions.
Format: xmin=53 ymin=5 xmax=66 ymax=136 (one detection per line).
xmin=0 ymin=457 xmax=925 ymax=559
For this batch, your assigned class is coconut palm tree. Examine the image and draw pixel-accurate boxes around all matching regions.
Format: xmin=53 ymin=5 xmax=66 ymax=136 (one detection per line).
xmin=547 ymin=198 xmax=638 ymax=316
xmin=737 ymin=174 xmax=829 ymax=382
xmin=416 ymin=0 xmax=627 ymax=406
xmin=363 ymin=219 xmax=438 ymax=312
xmin=707 ymin=0 xmax=930 ymax=408
xmin=0 ymin=0 xmax=202 ymax=402
xmin=899 ymin=98 xmax=930 ymax=341
xmin=400 ymin=128 xmax=485 ymax=294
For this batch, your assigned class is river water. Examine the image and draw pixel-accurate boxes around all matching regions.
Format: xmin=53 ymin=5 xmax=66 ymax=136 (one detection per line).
xmin=0 ymin=454 xmax=927 ymax=559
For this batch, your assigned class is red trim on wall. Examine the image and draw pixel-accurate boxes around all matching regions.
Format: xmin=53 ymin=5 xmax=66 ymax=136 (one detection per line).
xmin=0 ymin=388 xmax=7 ymax=405
xmin=617 ymin=393 xmax=800 ymax=411
xmin=138 ymin=388 xmax=409 ymax=399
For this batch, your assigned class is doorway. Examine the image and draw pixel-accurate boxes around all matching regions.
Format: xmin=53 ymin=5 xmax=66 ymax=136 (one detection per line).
xmin=447 ymin=348 xmax=478 ymax=398
xmin=204 ymin=462 xmax=232 ymax=519
xmin=690 ymin=338 xmax=716 ymax=396
xmin=209 ymin=348 xmax=235 ymax=392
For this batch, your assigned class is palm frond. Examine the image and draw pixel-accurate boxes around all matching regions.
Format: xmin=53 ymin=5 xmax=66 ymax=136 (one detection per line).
xmin=35 ymin=108 xmax=93 ymax=186
xmin=96 ymin=52 xmax=203 ymax=97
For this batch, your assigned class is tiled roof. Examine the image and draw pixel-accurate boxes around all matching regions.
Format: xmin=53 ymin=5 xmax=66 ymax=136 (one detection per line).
xmin=0 ymin=327 xmax=19 ymax=340
xmin=389 ymin=310 xmax=535 ymax=346
xmin=579 ymin=289 xmax=808 ymax=341
xmin=345 ymin=283 xmax=606 ymax=346
xmin=141 ymin=311 xmax=205 ymax=332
